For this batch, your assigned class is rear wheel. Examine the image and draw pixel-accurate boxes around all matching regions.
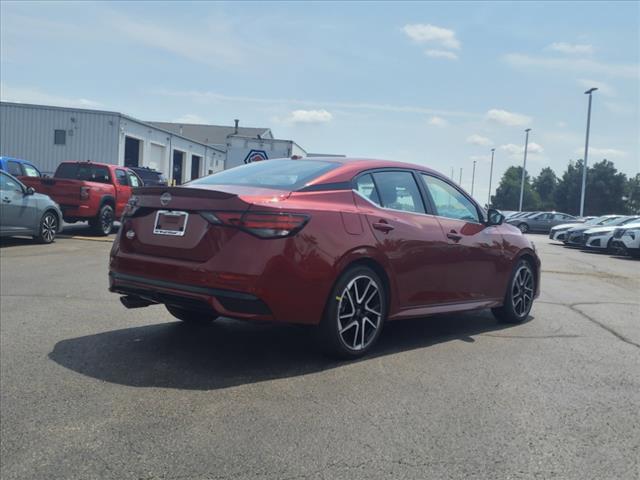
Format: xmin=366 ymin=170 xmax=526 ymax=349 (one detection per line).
xmin=492 ymin=260 xmax=535 ymax=324
xmin=165 ymin=305 xmax=218 ymax=324
xmin=34 ymin=211 xmax=58 ymax=244
xmin=89 ymin=204 xmax=114 ymax=236
xmin=319 ymin=266 xmax=387 ymax=359
xmin=518 ymin=223 xmax=529 ymax=234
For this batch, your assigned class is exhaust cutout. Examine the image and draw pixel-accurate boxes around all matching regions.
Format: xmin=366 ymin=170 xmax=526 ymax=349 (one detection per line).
xmin=120 ymin=295 xmax=153 ymax=309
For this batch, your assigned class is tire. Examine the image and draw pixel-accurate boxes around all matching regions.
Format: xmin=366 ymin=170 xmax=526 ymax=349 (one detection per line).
xmin=318 ymin=266 xmax=387 ymax=359
xmin=606 ymin=237 xmax=614 ymax=253
xmin=165 ymin=304 xmax=218 ymax=324
xmin=518 ymin=223 xmax=529 ymax=234
xmin=492 ymin=259 xmax=535 ymax=324
xmin=34 ymin=210 xmax=59 ymax=244
xmin=89 ymin=204 xmax=114 ymax=236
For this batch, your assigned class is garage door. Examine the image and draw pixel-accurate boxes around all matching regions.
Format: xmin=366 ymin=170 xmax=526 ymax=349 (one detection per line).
xmin=149 ymin=143 xmax=167 ymax=174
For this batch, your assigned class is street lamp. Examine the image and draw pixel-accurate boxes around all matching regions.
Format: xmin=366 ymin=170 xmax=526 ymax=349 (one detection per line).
xmin=580 ymin=87 xmax=598 ymax=217
xmin=518 ymin=128 xmax=532 ymax=212
xmin=471 ymin=160 xmax=477 ymax=196
xmin=488 ymin=148 xmax=495 ymax=207
xmin=459 ymin=167 xmax=462 ymax=186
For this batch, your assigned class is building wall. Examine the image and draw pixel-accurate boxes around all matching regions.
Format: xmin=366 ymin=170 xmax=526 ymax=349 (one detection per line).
xmin=0 ymin=103 xmax=225 ymax=181
xmin=225 ymin=136 xmax=307 ymax=169
xmin=0 ymin=103 xmax=120 ymax=174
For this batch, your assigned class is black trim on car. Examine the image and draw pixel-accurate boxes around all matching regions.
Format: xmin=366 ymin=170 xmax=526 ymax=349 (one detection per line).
xmin=109 ymin=272 xmax=259 ymax=300
xmin=298 ymin=181 xmax=352 ymax=192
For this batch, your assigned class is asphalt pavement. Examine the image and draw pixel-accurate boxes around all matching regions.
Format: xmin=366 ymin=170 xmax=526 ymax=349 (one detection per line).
xmin=1 ymin=233 xmax=638 ymax=479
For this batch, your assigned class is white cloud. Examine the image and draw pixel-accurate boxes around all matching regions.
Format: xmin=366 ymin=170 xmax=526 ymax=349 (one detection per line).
xmin=425 ymin=49 xmax=458 ymax=60
xmin=556 ymin=121 xmax=568 ymax=128
xmin=577 ymin=79 xmax=615 ymax=96
xmin=403 ymin=23 xmax=461 ymax=49
xmin=466 ymin=134 xmax=493 ymax=146
xmin=485 ymin=109 xmax=532 ymax=127
xmin=548 ymin=42 xmax=594 ymax=55
xmin=504 ymin=53 xmax=639 ymax=79
xmin=283 ymin=109 xmax=333 ymax=124
xmin=155 ymin=89 xmax=479 ymax=118
xmin=500 ymin=142 xmax=544 ymax=157
xmin=603 ymin=101 xmax=634 ymax=115
xmin=428 ymin=116 xmax=449 ymax=127
xmin=0 ymin=83 xmax=102 ymax=109
xmin=172 ymin=114 xmax=208 ymax=124
xmin=574 ymin=147 xmax=627 ymax=158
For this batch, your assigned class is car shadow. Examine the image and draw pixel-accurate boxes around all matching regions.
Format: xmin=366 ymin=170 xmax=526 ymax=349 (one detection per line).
xmin=0 ymin=236 xmax=39 ymax=248
xmin=49 ymin=311 xmax=531 ymax=391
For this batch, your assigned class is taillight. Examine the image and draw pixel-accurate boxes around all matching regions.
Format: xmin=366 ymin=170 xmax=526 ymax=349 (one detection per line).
xmin=200 ymin=211 xmax=309 ymax=238
xmin=80 ymin=186 xmax=90 ymax=200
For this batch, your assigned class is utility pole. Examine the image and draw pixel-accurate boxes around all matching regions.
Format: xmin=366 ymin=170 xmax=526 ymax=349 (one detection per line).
xmin=518 ymin=128 xmax=532 ymax=211
xmin=471 ymin=160 xmax=477 ymax=196
xmin=580 ymin=87 xmax=598 ymax=217
xmin=459 ymin=167 xmax=462 ymax=186
xmin=488 ymin=148 xmax=495 ymax=207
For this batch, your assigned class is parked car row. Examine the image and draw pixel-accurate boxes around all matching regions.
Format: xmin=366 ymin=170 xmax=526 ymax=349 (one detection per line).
xmin=549 ymin=214 xmax=640 ymax=258
xmin=1 ymin=157 xmax=167 ymax=243
xmin=505 ymin=210 xmax=581 ymax=233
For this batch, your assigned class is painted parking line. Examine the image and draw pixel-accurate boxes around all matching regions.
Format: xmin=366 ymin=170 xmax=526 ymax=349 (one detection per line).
xmin=57 ymin=235 xmax=115 ymax=243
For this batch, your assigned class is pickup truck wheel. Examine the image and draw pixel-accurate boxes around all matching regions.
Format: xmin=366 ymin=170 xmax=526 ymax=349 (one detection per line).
xmin=34 ymin=211 xmax=59 ymax=244
xmin=166 ymin=305 xmax=218 ymax=324
xmin=90 ymin=204 xmax=114 ymax=236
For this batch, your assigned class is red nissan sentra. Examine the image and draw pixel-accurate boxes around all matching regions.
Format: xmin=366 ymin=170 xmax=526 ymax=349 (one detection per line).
xmin=109 ymin=157 xmax=540 ymax=358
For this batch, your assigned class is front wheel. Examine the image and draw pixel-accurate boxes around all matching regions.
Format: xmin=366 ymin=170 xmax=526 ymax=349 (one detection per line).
xmin=319 ymin=266 xmax=387 ymax=359
xmin=518 ymin=223 xmax=529 ymax=234
xmin=89 ymin=204 xmax=114 ymax=236
xmin=492 ymin=260 xmax=535 ymax=324
xmin=165 ymin=305 xmax=218 ymax=324
xmin=34 ymin=211 xmax=59 ymax=244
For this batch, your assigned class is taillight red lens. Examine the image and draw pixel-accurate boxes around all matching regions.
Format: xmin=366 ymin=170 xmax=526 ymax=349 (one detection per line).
xmin=200 ymin=211 xmax=309 ymax=238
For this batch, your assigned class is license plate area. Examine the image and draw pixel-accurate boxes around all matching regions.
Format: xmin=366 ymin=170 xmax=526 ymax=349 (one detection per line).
xmin=153 ymin=210 xmax=189 ymax=236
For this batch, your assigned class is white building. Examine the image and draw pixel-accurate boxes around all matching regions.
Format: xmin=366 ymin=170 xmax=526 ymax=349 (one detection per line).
xmin=0 ymin=102 xmax=313 ymax=184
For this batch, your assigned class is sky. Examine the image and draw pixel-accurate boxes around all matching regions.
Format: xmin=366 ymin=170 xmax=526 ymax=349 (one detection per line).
xmin=1 ymin=1 xmax=638 ymax=204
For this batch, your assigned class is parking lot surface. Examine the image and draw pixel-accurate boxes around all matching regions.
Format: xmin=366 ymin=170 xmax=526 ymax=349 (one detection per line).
xmin=1 ymin=234 xmax=639 ymax=479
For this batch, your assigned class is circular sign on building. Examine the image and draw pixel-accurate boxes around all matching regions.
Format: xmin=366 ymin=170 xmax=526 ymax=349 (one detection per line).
xmin=244 ymin=149 xmax=268 ymax=164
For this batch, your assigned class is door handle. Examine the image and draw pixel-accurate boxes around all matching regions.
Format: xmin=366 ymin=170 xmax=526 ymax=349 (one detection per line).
xmin=372 ymin=221 xmax=394 ymax=233
xmin=2 ymin=197 xmax=11 ymax=204
xmin=447 ymin=230 xmax=462 ymax=241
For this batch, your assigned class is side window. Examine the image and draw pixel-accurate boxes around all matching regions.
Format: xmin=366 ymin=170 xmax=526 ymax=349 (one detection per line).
xmin=91 ymin=166 xmax=111 ymax=184
xmin=354 ymin=174 xmax=381 ymax=205
xmin=115 ymin=169 xmax=129 ymax=186
xmin=372 ymin=171 xmax=425 ymax=213
xmin=0 ymin=173 xmax=22 ymax=192
xmin=421 ymin=174 xmax=479 ymax=223
xmin=127 ymin=171 xmax=141 ymax=187
xmin=23 ymin=164 xmax=40 ymax=177
xmin=7 ymin=161 xmax=22 ymax=176
xmin=54 ymin=129 xmax=66 ymax=145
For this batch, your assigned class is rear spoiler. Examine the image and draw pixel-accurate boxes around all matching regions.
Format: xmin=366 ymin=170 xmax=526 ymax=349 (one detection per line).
xmin=132 ymin=186 xmax=236 ymax=200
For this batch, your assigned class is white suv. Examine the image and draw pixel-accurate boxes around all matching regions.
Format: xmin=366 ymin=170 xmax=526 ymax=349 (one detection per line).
xmin=611 ymin=222 xmax=640 ymax=258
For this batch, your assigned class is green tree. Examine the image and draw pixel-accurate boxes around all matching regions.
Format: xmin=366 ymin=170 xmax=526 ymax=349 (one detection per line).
xmin=533 ymin=167 xmax=558 ymax=210
xmin=555 ymin=159 xmax=628 ymax=215
xmin=624 ymin=174 xmax=640 ymax=214
xmin=491 ymin=166 xmax=540 ymax=211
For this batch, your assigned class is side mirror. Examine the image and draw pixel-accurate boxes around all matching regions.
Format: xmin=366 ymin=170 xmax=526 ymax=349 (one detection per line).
xmin=487 ymin=208 xmax=505 ymax=226
xmin=25 ymin=186 xmax=36 ymax=196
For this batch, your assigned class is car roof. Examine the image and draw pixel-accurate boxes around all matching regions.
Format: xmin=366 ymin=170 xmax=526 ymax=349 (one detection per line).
xmin=0 ymin=156 xmax=36 ymax=165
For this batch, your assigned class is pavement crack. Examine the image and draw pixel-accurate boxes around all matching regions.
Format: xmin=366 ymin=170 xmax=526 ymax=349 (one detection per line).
xmin=569 ymin=302 xmax=640 ymax=350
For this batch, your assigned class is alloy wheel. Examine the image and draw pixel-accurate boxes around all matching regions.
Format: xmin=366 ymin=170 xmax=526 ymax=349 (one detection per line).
xmin=511 ymin=264 xmax=534 ymax=317
xmin=41 ymin=213 xmax=57 ymax=243
xmin=337 ymin=275 xmax=382 ymax=351
xmin=101 ymin=208 xmax=114 ymax=234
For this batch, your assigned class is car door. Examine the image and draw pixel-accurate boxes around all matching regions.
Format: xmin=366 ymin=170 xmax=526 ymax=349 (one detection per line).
xmin=0 ymin=172 xmax=38 ymax=234
xmin=353 ymin=170 xmax=451 ymax=307
xmin=419 ymin=173 xmax=506 ymax=302
xmin=114 ymin=168 xmax=132 ymax=217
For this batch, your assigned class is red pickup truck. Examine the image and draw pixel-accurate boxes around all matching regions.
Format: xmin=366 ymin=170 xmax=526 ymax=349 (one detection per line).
xmin=22 ymin=162 xmax=142 ymax=235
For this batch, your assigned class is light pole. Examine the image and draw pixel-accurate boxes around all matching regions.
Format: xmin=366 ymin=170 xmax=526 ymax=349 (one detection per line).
xmin=488 ymin=148 xmax=495 ymax=207
xmin=451 ymin=167 xmax=455 ymax=180
xmin=580 ymin=87 xmax=598 ymax=217
xmin=459 ymin=167 xmax=462 ymax=185
xmin=518 ymin=128 xmax=532 ymax=211
xmin=471 ymin=160 xmax=477 ymax=196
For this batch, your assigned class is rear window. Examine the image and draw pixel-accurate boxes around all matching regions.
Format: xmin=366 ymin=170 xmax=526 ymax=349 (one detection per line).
xmin=188 ymin=159 xmax=339 ymax=190
xmin=55 ymin=163 xmax=111 ymax=184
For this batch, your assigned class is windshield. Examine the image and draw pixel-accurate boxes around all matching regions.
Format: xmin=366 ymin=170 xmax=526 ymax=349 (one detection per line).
xmin=188 ymin=159 xmax=339 ymax=190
